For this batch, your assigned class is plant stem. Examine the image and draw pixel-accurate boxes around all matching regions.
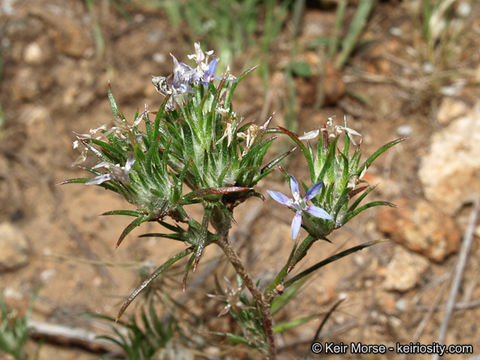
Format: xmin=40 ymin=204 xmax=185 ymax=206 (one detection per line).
xmin=216 ymin=234 xmax=276 ymax=359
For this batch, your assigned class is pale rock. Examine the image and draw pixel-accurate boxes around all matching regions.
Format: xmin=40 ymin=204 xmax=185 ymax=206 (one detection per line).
xmin=395 ymin=298 xmax=408 ymax=313
xmin=24 ymin=42 xmax=43 ymax=64
xmin=3 ymin=287 xmax=23 ymax=301
xmin=419 ymin=108 xmax=480 ymax=214
xmin=40 ymin=269 xmax=56 ymax=283
xmin=396 ymin=124 xmax=412 ymax=137
xmin=376 ymin=198 xmax=460 ymax=262
xmin=437 ymin=97 xmax=468 ymax=125
xmin=0 ymin=222 xmax=30 ymax=272
xmin=152 ymin=52 xmax=166 ymax=64
xmin=381 ymin=246 xmax=429 ymax=292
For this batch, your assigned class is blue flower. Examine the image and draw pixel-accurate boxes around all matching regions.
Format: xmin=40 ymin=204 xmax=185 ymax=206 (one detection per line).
xmin=200 ymin=57 xmax=220 ymax=84
xmin=267 ymin=175 xmax=332 ymax=240
xmin=170 ymin=54 xmax=201 ymax=93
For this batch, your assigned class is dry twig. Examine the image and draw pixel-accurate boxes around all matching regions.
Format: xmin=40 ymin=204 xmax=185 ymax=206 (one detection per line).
xmin=432 ymin=198 xmax=480 ymax=360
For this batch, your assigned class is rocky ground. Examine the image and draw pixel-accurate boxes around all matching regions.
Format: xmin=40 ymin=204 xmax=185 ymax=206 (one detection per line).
xmin=0 ymin=0 xmax=479 ymax=359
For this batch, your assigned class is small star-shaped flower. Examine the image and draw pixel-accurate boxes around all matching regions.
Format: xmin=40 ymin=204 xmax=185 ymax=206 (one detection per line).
xmin=267 ymin=175 xmax=332 ymax=240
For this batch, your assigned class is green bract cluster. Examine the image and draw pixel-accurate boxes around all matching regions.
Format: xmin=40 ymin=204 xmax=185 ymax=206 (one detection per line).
xmin=277 ymin=119 xmax=403 ymax=240
xmin=63 ymin=46 xmax=292 ymax=318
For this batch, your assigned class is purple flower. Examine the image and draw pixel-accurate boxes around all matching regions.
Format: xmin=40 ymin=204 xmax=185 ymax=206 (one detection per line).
xmin=170 ymin=54 xmax=201 ymax=93
xmin=267 ymin=175 xmax=332 ymax=240
xmin=200 ymin=57 xmax=221 ymax=84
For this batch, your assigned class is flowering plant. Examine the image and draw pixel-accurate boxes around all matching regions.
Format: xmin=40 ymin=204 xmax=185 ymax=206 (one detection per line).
xmin=63 ymin=43 xmax=403 ymax=359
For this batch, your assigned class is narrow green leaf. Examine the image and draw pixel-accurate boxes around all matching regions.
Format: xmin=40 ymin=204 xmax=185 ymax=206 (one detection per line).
xmin=89 ymin=138 xmax=122 ymax=159
xmin=116 ymin=215 xmax=153 ymax=248
xmin=335 ymin=0 xmax=375 ymax=69
xmin=116 ymin=248 xmax=193 ymax=320
xmin=184 ymin=186 xmax=252 ymax=201
xmin=271 ymin=277 xmax=307 ymax=315
xmin=357 ymin=137 xmax=406 ymax=176
xmin=157 ymin=220 xmax=184 ymax=233
xmin=273 ymin=313 xmax=320 ymax=333
xmin=291 ymin=61 xmax=312 ymax=78
xmin=212 ymin=332 xmax=251 ymax=346
xmin=317 ymin=136 xmax=338 ymax=182
xmin=265 ymin=240 xmax=298 ymax=294
xmin=285 ymin=240 xmax=381 ymax=288
xmin=107 ymin=85 xmax=124 ymax=120
xmin=255 ymin=147 xmax=296 ymax=184
xmin=278 ymin=127 xmax=311 ymax=168
xmin=58 ymin=178 xmax=89 ymax=185
xmin=291 ymin=234 xmax=316 ymax=270
xmin=346 ymin=185 xmax=377 ymax=213
xmin=102 ymin=210 xmax=143 ymax=217
xmin=342 ymin=201 xmax=396 ymax=225
xmin=138 ymin=233 xmax=184 ymax=241
xmin=329 ymin=0 xmax=347 ymax=59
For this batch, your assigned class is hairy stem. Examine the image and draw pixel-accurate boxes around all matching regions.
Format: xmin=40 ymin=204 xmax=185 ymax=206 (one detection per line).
xmin=216 ymin=235 xmax=276 ymax=359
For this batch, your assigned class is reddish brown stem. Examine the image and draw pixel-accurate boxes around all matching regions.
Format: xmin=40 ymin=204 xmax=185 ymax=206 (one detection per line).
xmin=216 ymin=235 xmax=276 ymax=360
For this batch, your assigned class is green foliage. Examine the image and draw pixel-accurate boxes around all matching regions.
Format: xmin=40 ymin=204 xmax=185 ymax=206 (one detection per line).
xmin=263 ymin=120 xmax=404 ymax=296
xmin=0 ymin=293 xmax=36 ymax=360
xmin=158 ymin=0 xmax=290 ymax=77
xmin=303 ymin=0 xmax=375 ymax=70
xmin=90 ymin=299 xmax=194 ymax=360
xmin=416 ymin=0 xmax=471 ymax=67
xmin=290 ymin=61 xmax=312 ymax=78
xmin=278 ymin=124 xmax=403 ymax=239
xmin=64 ymin=49 xmax=291 ymax=318
xmin=331 ymin=0 xmax=375 ymax=69
xmin=212 ymin=276 xmax=269 ymax=354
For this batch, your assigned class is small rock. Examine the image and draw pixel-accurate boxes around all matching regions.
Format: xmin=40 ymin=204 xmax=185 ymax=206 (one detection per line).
xmin=3 ymin=287 xmax=23 ymax=301
xmin=437 ymin=98 xmax=468 ymax=124
xmin=152 ymin=52 xmax=166 ymax=64
xmin=24 ymin=42 xmax=43 ymax=64
xmin=0 ymin=222 xmax=30 ymax=272
xmin=23 ymin=37 xmax=53 ymax=65
xmin=376 ymin=198 xmax=460 ymax=262
xmin=419 ymin=108 xmax=480 ymax=214
xmin=40 ymin=269 xmax=56 ymax=283
xmin=381 ymin=246 xmax=429 ymax=292
xmin=396 ymin=124 xmax=412 ymax=137
xmin=395 ymin=298 xmax=408 ymax=313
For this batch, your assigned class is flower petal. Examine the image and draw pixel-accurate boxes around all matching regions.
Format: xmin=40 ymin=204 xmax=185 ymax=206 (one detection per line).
xmin=289 ymin=175 xmax=300 ymax=198
xmin=86 ymin=174 xmax=113 ymax=185
xmin=299 ymin=129 xmax=319 ymax=140
xmin=206 ymin=57 xmax=219 ymax=79
xmin=125 ymin=154 xmax=136 ymax=172
xmin=291 ymin=211 xmax=302 ymax=240
xmin=305 ymin=181 xmax=323 ymax=201
xmin=267 ymin=190 xmax=292 ymax=206
xmin=305 ymin=205 xmax=332 ymax=220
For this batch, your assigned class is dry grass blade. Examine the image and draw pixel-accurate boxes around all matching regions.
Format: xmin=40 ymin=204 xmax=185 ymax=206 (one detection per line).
xmin=432 ymin=197 xmax=480 ymax=360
